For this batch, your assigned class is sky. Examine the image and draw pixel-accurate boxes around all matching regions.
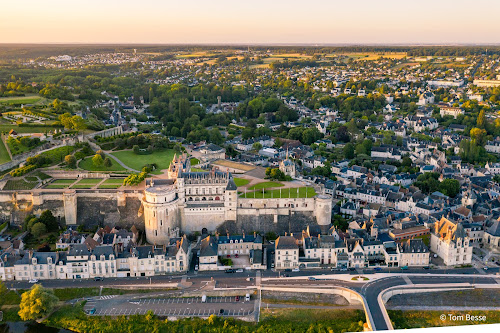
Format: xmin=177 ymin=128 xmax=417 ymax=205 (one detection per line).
xmin=0 ymin=0 xmax=499 ymax=44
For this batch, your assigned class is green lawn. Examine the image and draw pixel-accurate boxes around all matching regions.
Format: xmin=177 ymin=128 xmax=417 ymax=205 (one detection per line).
xmin=40 ymin=146 xmax=75 ymax=165
xmin=0 ymin=125 xmax=60 ymax=134
xmin=249 ymin=181 xmax=284 ymax=190
xmin=0 ymin=137 xmax=11 ymax=164
xmin=191 ymin=167 xmax=208 ymax=172
xmin=70 ymin=184 xmax=95 ymax=189
xmin=102 ymin=178 xmax=125 ymax=184
xmin=74 ymin=178 xmax=102 ymax=185
xmin=44 ymin=184 xmax=70 ymax=189
xmin=51 ymin=179 xmax=76 ymax=184
xmin=233 ymin=177 xmax=250 ymax=187
xmin=97 ymin=178 xmax=124 ymax=189
xmin=98 ymin=184 xmax=123 ymax=189
xmin=3 ymin=179 xmax=38 ymax=190
xmin=79 ymin=156 xmax=126 ymax=172
xmin=240 ymin=187 xmax=316 ymax=198
xmin=190 ymin=157 xmax=200 ymax=165
xmin=32 ymin=170 xmax=51 ymax=180
xmin=111 ymin=149 xmax=175 ymax=174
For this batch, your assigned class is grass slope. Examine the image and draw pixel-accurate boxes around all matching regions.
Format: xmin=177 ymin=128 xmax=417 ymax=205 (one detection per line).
xmin=248 ymin=181 xmax=284 ymax=190
xmin=79 ymin=156 xmax=126 ymax=172
xmin=0 ymin=137 xmax=11 ymax=164
xmin=111 ymin=149 xmax=175 ymax=174
xmin=233 ymin=177 xmax=250 ymax=187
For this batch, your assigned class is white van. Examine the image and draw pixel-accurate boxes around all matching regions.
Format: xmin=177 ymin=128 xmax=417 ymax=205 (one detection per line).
xmin=245 ymin=293 xmax=250 ymax=301
xmin=202 ymin=295 xmax=207 ymax=303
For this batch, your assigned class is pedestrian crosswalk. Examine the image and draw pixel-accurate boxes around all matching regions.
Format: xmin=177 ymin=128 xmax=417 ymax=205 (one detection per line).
xmin=100 ymin=295 xmax=117 ymax=300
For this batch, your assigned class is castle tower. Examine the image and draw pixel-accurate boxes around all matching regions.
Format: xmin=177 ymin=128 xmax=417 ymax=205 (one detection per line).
xmin=224 ymin=177 xmax=238 ymax=221
xmin=142 ymin=180 xmax=180 ymax=245
xmin=315 ymin=194 xmax=332 ymax=228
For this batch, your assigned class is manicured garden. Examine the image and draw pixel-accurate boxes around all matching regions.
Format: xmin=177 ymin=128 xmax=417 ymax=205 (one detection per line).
xmin=248 ymin=181 xmax=284 ymax=190
xmin=111 ymin=149 xmax=175 ymax=174
xmin=190 ymin=157 xmax=200 ymax=165
xmin=3 ymin=179 xmax=38 ymax=190
xmin=79 ymin=155 xmax=126 ymax=172
xmin=98 ymin=178 xmax=125 ymax=189
xmin=233 ymin=177 xmax=250 ymax=187
xmin=240 ymin=187 xmax=316 ymax=198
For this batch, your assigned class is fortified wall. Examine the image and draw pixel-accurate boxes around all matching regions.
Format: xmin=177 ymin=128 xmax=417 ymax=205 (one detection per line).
xmin=0 ymin=190 xmax=143 ymax=229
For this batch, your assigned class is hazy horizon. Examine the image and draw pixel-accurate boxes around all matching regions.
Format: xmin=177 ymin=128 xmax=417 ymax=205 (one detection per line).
xmin=1 ymin=0 xmax=499 ymax=44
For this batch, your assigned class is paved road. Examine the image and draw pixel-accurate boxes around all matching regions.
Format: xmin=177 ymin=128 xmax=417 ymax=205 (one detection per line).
xmin=7 ymin=268 xmax=500 ymax=331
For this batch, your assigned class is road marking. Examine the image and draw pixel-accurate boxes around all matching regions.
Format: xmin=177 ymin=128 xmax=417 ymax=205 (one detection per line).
xmin=402 ymin=275 xmax=412 ymax=285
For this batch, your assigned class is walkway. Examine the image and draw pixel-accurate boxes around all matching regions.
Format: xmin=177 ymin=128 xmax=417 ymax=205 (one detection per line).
xmin=104 ymin=152 xmax=140 ymax=172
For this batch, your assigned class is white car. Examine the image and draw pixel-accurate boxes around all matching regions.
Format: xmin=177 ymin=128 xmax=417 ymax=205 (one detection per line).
xmin=235 ymin=268 xmax=244 ymax=273
xmin=292 ymin=268 xmax=300 ymax=272
xmin=28 ymin=279 xmax=39 ymax=283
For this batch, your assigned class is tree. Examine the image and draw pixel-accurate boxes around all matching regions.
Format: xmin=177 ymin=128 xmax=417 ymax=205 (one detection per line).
xmin=335 ymin=125 xmax=350 ymax=142
xmin=64 ymin=155 xmax=76 ymax=168
xmin=39 ymin=210 xmax=58 ymax=231
xmin=439 ymin=179 xmax=460 ymax=198
xmin=92 ymin=154 xmax=104 ymax=167
xmin=103 ymin=157 xmax=112 ymax=168
xmin=31 ymin=222 xmax=47 ymax=238
xmin=18 ymin=284 xmax=58 ymax=321
xmin=477 ymin=110 xmax=485 ymax=128
xmin=252 ymin=142 xmax=263 ymax=151
xmin=343 ymin=143 xmax=355 ymax=159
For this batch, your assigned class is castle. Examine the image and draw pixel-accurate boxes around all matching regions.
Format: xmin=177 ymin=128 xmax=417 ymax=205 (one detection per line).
xmin=143 ymin=154 xmax=332 ymax=245
xmin=0 ymin=154 xmax=332 ymax=245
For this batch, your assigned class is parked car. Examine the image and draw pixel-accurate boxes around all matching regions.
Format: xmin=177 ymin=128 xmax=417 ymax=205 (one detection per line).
xmin=202 ymin=295 xmax=207 ymax=303
xmin=284 ymin=269 xmax=292 ymax=272
xmin=89 ymin=308 xmax=96 ymax=315
xmin=225 ymin=269 xmax=235 ymax=273
xmin=226 ymin=255 xmax=231 ymax=258
xmin=194 ymin=265 xmax=199 ymax=271
xmin=28 ymin=279 xmax=38 ymax=283
xmin=235 ymin=254 xmax=239 ymax=258
xmin=423 ymin=266 xmax=430 ymax=270
xmin=271 ymin=263 xmax=275 ymax=268
xmin=308 ymin=277 xmax=316 ymax=281
xmin=373 ymin=267 xmax=381 ymax=271
xmin=245 ymin=293 xmax=250 ymax=301
xmin=219 ymin=309 xmax=224 ymax=315
xmin=400 ymin=266 xmax=408 ymax=270
xmin=433 ymin=254 xmax=438 ymax=258
xmin=235 ymin=268 xmax=244 ymax=273
xmin=94 ymin=277 xmax=103 ymax=281
xmin=483 ymin=267 xmax=488 ymax=270
xmin=292 ymin=268 xmax=300 ymax=272
xmin=339 ymin=267 xmax=348 ymax=271
xmin=235 ymin=296 xmax=240 ymax=301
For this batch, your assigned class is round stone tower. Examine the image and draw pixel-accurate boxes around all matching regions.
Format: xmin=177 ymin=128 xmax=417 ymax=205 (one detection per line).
xmin=315 ymin=194 xmax=332 ymax=227
xmin=142 ymin=180 xmax=180 ymax=245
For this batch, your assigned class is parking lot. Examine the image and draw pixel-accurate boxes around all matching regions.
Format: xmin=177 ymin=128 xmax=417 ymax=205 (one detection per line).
xmin=84 ymin=295 xmax=255 ymax=318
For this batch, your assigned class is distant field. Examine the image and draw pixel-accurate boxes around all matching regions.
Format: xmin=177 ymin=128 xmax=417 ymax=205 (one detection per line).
xmin=0 ymin=125 xmax=60 ymax=134
xmin=0 ymin=137 xmax=11 ymax=164
xmin=240 ymin=187 xmax=316 ymax=198
xmin=248 ymin=181 xmax=284 ymax=190
xmin=111 ymin=149 xmax=175 ymax=174
xmin=79 ymin=156 xmax=126 ymax=172
xmin=0 ymin=95 xmax=42 ymax=105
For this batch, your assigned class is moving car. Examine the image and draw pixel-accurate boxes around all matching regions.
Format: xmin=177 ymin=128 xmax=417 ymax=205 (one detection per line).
xmin=235 ymin=268 xmax=244 ymax=273
xmin=94 ymin=277 xmax=103 ymax=281
xmin=89 ymin=308 xmax=96 ymax=315
xmin=225 ymin=269 xmax=235 ymax=273
xmin=28 ymin=279 xmax=38 ymax=283
xmin=292 ymin=268 xmax=300 ymax=272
